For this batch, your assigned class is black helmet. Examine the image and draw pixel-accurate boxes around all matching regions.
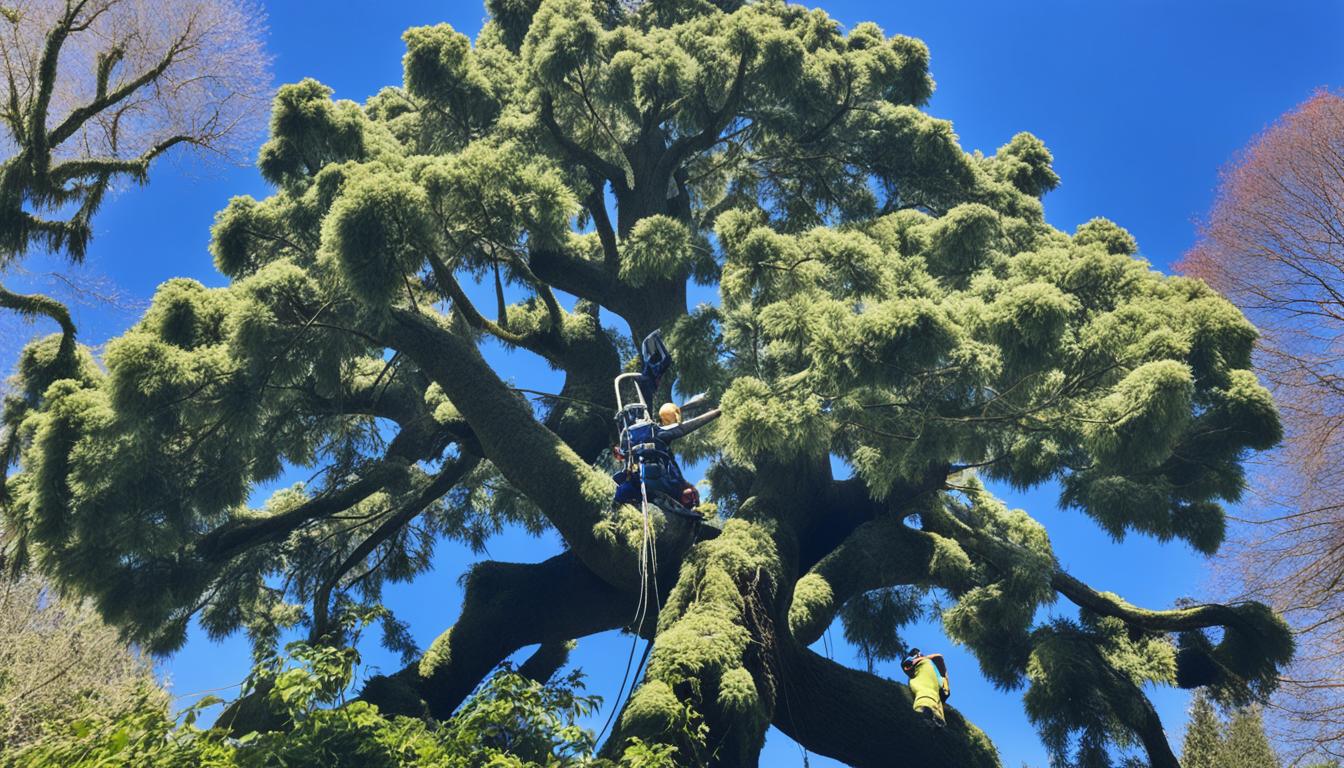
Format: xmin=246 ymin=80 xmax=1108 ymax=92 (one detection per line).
xmin=900 ymin=648 xmax=921 ymax=674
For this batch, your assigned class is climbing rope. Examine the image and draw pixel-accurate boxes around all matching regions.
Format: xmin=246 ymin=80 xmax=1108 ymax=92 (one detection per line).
xmin=596 ymin=458 xmax=662 ymax=747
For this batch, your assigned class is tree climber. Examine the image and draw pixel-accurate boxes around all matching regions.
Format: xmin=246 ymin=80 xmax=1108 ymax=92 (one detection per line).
xmin=902 ymin=648 xmax=951 ymax=728
xmin=612 ymin=331 xmax=721 ymax=518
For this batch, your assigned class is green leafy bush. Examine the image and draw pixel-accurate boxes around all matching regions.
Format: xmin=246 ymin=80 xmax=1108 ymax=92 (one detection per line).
xmin=5 ymin=633 xmax=676 ymax=768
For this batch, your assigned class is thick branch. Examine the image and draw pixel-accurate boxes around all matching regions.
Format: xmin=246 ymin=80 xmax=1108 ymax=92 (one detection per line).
xmin=360 ymin=551 xmax=629 ymax=719
xmin=789 ymin=517 xmax=944 ymax=645
xmin=539 ymin=92 xmax=626 ymax=187
xmin=518 ymin=640 xmax=574 ymax=684
xmin=1117 ymin=664 xmax=1181 ymax=768
xmin=1052 ymin=570 xmax=1254 ymax=633
xmin=789 ymin=469 xmax=962 ymax=644
xmin=0 ymin=282 xmax=76 ymax=360
xmin=585 ymin=176 xmax=620 ymax=271
xmin=195 ymin=401 xmax=456 ymax=561
xmin=938 ymin=497 xmax=1266 ymax=638
xmin=529 ymin=245 xmax=617 ymax=307
xmin=383 ymin=308 xmax=624 ymax=584
xmin=193 ymin=456 xmax=411 ymax=562
xmin=24 ymin=0 xmax=87 ymax=163
xmin=774 ymin=643 xmax=1001 ymax=768
xmin=426 ymin=251 xmax=528 ymax=346
xmin=656 ymin=52 xmax=751 ymax=185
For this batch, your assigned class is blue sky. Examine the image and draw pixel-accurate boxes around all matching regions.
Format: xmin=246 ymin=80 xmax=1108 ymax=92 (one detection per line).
xmin=6 ymin=1 xmax=1342 ymax=765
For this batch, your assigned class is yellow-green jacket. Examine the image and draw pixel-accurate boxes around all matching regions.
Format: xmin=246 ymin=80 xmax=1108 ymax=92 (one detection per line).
xmin=906 ymin=654 xmax=949 ymax=724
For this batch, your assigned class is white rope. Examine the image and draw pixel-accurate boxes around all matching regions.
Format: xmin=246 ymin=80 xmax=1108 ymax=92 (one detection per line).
xmin=639 ymin=459 xmax=661 ymax=616
xmin=597 ymin=456 xmax=659 ymax=747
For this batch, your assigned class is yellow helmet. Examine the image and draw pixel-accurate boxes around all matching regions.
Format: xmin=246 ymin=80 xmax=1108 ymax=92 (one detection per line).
xmin=658 ymin=403 xmax=682 ymax=425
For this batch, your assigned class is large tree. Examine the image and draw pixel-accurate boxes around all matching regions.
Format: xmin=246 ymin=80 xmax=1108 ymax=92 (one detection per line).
xmin=1178 ymin=89 xmax=1344 ymax=762
xmin=0 ymin=1 xmax=1296 ymax=765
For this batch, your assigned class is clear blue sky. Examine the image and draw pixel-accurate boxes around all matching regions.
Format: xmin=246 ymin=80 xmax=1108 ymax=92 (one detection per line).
xmin=8 ymin=1 xmax=1342 ymax=765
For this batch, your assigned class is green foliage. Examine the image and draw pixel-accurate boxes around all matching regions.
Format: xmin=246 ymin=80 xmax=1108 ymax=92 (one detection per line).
xmin=1219 ymin=708 xmax=1280 ymax=768
xmin=1174 ymin=602 xmax=1294 ymax=706
xmin=620 ymin=216 xmax=694 ymax=287
xmin=1181 ymin=693 xmax=1221 ymax=768
xmin=840 ymin=586 xmax=925 ymax=670
xmin=402 ymin=24 xmax=501 ymax=132
xmin=1178 ymin=697 xmax=1283 ymax=768
xmin=1023 ymin=621 xmax=1150 ymax=768
xmin=718 ymin=376 xmax=828 ymax=464
xmin=8 ymin=630 xmax=663 ymax=768
xmin=936 ymin=486 xmax=1057 ymax=687
xmin=258 ymin=80 xmax=372 ymax=189
xmin=988 ymin=132 xmax=1061 ymax=198
xmin=321 ymin=171 xmax=435 ymax=306
xmin=1073 ymin=218 xmax=1138 ymax=256
xmin=1083 ymin=360 xmax=1194 ymax=473
xmin=925 ymin=203 xmax=1004 ymax=279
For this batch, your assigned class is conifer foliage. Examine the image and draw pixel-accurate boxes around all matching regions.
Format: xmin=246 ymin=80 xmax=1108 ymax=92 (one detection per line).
xmin=1180 ymin=694 xmax=1283 ymax=768
xmin=0 ymin=0 xmax=1296 ymax=765
xmin=1180 ymin=694 xmax=1222 ymax=768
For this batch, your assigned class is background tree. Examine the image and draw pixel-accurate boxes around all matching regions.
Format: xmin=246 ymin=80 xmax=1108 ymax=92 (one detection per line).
xmin=1220 ymin=707 xmax=1281 ymax=768
xmin=0 ymin=563 xmax=166 ymax=754
xmin=1181 ymin=693 xmax=1222 ymax=768
xmin=1 ymin=1 xmax=1296 ymax=766
xmin=1178 ymin=696 xmax=1284 ymax=768
xmin=0 ymin=0 xmax=270 ymax=357
xmin=1178 ymin=89 xmax=1344 ymax=762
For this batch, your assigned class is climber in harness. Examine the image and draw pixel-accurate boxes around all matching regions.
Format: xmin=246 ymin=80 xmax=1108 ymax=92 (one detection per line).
xmin=901 ymin=648 xmax=950 ymax=728
xmin=611 ymin=330 xmax=720 ymax=519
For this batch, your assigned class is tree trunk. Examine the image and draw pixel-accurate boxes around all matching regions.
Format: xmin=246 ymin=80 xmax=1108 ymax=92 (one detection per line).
xmin=605 ymin=494 xmax=799 ymax=767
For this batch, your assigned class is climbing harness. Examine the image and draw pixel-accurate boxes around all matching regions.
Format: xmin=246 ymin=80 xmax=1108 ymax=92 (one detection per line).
xmin=597 ymin=330 xmax=723 ymax=746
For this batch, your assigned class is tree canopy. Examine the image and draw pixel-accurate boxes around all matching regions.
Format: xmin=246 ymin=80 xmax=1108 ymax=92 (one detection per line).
xmin=0 ymin=0 xmax=1296 ymax=765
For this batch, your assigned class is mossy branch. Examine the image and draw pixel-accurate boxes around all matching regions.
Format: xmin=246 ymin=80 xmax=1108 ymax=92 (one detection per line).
xmin=539 ymin=92 xmax=627 ymax=188
xmin=358 ymin=551 xmax=628 ymax=720
xmin=0 ymin=283 xmax=76 ymax=354
xmin=193 ymin=457 xmax=411 ymax=563
xmin=425 ymin=250 xmax=528 ymax=346
xmin=935 ymin=496 xmax=1269 ymax=638
xmin=774 ymin=642 xmax=1001 ymax=768
xmin=529 ymin=244 xmax=617 ymax=308
xmin=1052 ymin=571 xmax=1251 ymax=633
xmin=518 ymin=640 xmax=576 ymax=684
xmin=789 ymin=517 xmax=944 ymax=645
xmin=383 ymin=307 xmax=628 ymax=584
